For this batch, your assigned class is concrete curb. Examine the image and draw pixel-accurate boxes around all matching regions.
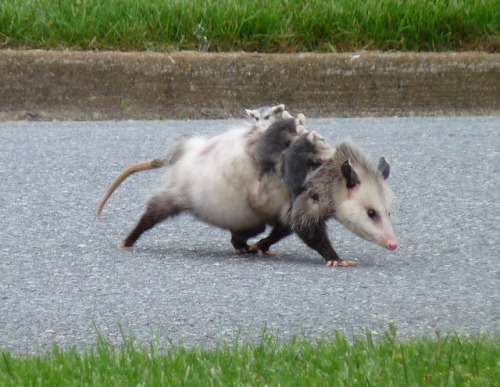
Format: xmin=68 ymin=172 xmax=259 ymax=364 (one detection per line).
xmin=1 ymin=50 xmax=499 ymax=121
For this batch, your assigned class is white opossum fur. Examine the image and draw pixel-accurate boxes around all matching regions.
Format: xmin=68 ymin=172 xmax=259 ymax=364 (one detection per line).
xmin=172 ymin=128 xmax=287 ymax=228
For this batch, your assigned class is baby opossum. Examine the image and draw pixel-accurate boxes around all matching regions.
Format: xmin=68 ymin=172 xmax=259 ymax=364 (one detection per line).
xmin=282 ymin=111 xmax=306 ymax=127
xmin=245 ymin=109 xmax=307 ymax=157
xmin=283 ymin=131 xmax=332 ymax=199
xmin=255 ymin=118 xmax=305 ymax=180
xmin=98 ymin=124 xmax=398 ymax=266
xmin=245 ymin=104 xmax=285 ymax=123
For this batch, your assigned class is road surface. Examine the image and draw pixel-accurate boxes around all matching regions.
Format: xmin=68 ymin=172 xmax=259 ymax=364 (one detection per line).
xmin=0 ymin=117 xmax=498 ymax=352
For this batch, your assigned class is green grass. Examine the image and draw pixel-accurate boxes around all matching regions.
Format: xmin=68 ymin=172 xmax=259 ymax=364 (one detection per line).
xmin=1 ymin=0 xmax=499 ymax=52
xmin=1 ymin=327 xmax=499 ymax=386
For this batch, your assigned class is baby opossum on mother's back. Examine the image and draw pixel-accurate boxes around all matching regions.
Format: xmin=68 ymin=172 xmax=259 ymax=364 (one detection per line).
xmin=255 ymin=118 xmax=306 ymax=181
xmin=245 ymin=104 xmax=306 ymax=129
xmin=283 ymin=131 xmax=333 ymax=199
xmin=245 ymin=104 xmax=285 ymax=124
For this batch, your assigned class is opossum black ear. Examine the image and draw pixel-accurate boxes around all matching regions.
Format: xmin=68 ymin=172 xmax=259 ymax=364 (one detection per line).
xmin=378 ymin=157 xmax=390 ymax=180
xmin=341 ymin=160 xmax=359 ymax=189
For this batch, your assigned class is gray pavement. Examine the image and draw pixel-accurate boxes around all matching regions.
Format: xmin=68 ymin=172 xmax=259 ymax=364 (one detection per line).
xmin=0 ymin=117 xmax=499 ymax=352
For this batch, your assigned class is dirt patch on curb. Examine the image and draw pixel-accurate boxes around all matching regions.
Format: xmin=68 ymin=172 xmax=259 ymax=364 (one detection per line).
xmin=0 ymin=50 xmax=499 ymax=120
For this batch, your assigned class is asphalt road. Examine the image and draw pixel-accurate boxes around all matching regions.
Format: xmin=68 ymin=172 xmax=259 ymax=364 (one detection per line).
xmin=1 ymin=117 xmax=499 ymax=352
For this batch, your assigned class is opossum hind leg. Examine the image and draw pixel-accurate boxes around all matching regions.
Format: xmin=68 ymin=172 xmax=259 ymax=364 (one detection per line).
xmin=231 ymin=226 xmax=266 ymax=254
xmin=249 ymin=223 xmax=292 ymax=257
xmin=121 ymin=191 xmax=184 ymax=249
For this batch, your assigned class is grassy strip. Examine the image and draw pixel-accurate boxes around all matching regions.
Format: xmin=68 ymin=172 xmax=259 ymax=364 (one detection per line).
xmin=1 ymin=0 xmax=498 ymax=52
xmin=1 ymin=328 xmax=499 ymax=386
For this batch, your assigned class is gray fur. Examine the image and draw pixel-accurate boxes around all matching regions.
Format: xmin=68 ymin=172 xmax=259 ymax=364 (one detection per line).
xmin=283 ymin=131 xmax=331 ymax=199
xmin=255 ymin=118 xmax=299 ymax=179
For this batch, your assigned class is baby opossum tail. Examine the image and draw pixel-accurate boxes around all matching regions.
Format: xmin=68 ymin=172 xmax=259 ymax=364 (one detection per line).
xmin=97 ymin=142 xmax=185 ymax=220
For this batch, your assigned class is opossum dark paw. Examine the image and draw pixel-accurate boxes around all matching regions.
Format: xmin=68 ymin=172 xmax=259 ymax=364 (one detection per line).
xmin=248 ymin=244 xmax=277 ymax=257
xmin=326 ymin=260 xmax=357 ymax=267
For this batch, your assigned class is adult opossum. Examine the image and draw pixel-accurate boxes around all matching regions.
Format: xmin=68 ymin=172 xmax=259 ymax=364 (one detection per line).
xmin=98 ymin=125 xmax=398 ymax=266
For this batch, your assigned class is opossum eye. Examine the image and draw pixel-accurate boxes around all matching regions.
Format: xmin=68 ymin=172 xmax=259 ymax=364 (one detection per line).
xmin=367 ymin=209 xmax=377 ymax=219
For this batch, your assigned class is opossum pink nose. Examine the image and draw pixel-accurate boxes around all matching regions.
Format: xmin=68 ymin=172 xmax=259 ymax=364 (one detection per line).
xmin=387 ymin=240 xmax=398 ymax=250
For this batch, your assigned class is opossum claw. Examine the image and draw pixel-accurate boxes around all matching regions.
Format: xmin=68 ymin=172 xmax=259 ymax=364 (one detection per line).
xmin=248 ymin=244 xmax=277 ymax=257
xmin=248 ymin=223 xmax=292 ymax=257
xmin=234 ymin=248 xmax=250 ymax=255
xmin=261 ymin=250 xmax=278 ymax=258
xmin=326 ymin=260 xmax=358 ymax=267
xmin=119 ymin=242 xmax=131 ymax=251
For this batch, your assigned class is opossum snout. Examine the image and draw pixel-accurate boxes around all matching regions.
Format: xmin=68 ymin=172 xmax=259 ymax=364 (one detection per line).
xmin=378 ymin=225 xmax=398 ymax=251
xmin=384 ymin=238 xmax=399 ymax=251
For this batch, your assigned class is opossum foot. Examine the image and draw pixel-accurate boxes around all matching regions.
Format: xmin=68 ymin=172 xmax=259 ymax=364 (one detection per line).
xmin=259 ymin=249 xmax=277 ymax=258
xmin=119 ymin=241 xmax=132 ymax=250
xmin=326 ymin=260 xmax=358 ymax=267
xmin=248 ymin=244 xmax=277 ymax=257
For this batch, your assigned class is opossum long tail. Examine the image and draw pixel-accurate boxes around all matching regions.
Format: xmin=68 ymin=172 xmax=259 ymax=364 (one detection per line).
xmin=97 ymin=142 xmax=186 ymax=220
xmin=97 ymin=158 xmax=163 ymax=220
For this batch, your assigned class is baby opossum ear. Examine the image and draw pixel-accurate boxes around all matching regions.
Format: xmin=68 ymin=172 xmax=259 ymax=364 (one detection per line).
xmin=272 ymin=104 xmax=285 ymax=114
xmin=245 ymin=109 xmax=257 ymax=119
xmin=378 ymin=157 xmax=390 ymax=180
xmin=341 ymin=159 xmax=359 ymax=189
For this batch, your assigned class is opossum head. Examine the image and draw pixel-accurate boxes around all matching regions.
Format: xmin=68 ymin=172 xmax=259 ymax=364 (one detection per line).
xmin=326 ymin=143 xmax=398 ymax=251
xmin=307 ymin=131 xmax=333 ymax=155
xmin=245 ymin=104 xmax=285 ymax=123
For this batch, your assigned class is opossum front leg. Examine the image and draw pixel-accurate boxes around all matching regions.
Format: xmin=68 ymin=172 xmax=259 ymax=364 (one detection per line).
xmin=231 ymin=226 xmax=266 ymax=254
xmin=249 ymin=223 xmax=292 ymax=257
xmin=294 ymin=221 xmax=357 ymax=267
xmin=121 ymin=191 xmax=183 ymax=249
